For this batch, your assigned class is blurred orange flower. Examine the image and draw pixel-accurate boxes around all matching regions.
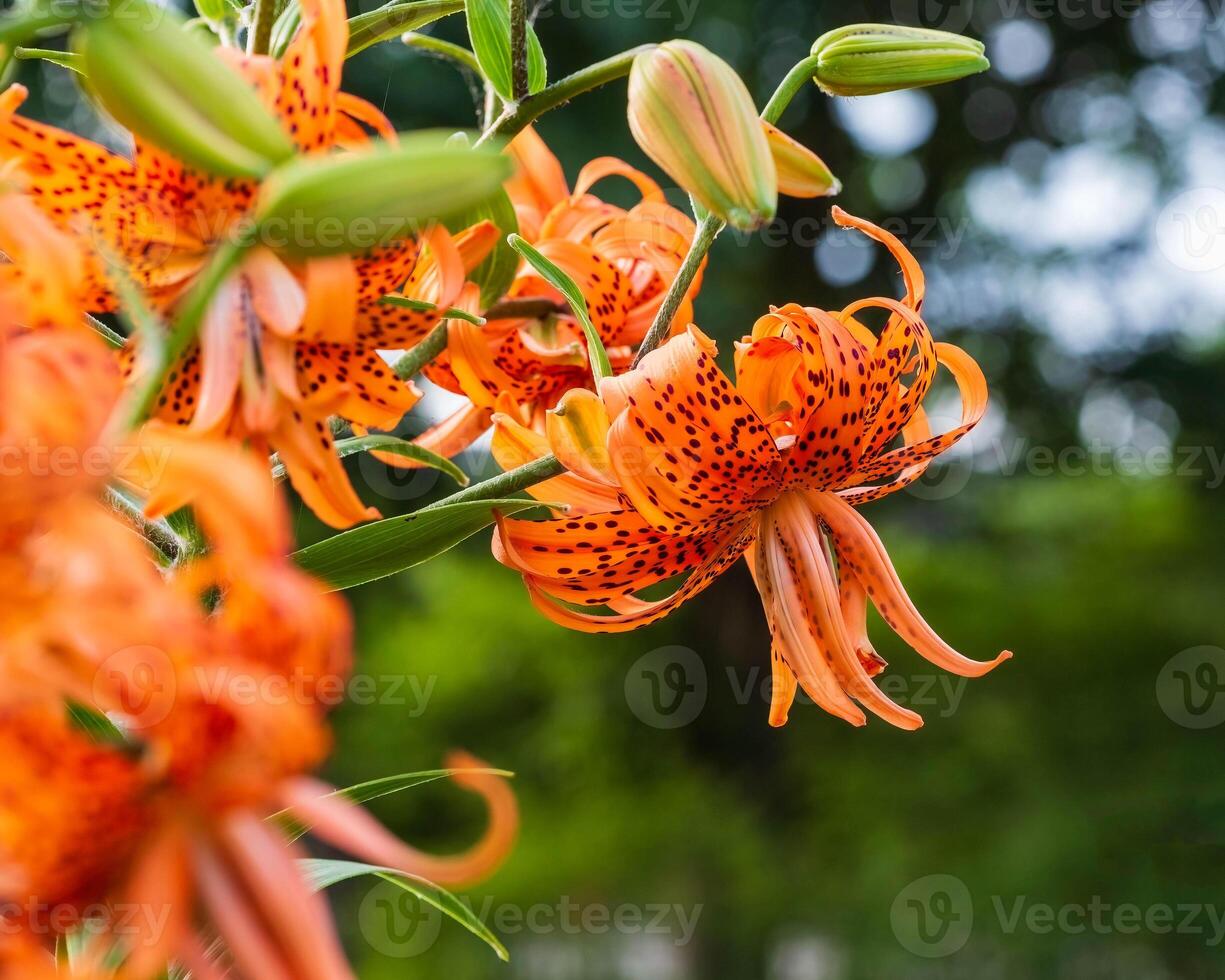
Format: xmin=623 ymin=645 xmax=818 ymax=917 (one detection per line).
xmin=493 ymin=208 xmax=1010 ymax=729
xmin=0 ymin=194 xmax=517 ymax=978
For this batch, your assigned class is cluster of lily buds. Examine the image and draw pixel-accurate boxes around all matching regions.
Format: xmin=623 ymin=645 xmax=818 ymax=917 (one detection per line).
xmin=626 ymin=25 xmax=987 ymax=229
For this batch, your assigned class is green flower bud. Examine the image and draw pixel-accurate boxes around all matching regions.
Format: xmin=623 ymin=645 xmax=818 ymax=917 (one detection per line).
xmin=72 ymin=0 xmax=295 ymax=178
xmin=628 ymin=40 xmax=777 ymax=232
xmin=810 ymin=23 xmax=989 ymax=97
xmin=254 ymin=133 xmax=512 ymax=259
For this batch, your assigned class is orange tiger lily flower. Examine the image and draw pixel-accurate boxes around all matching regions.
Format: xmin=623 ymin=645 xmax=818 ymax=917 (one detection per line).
xmin=409 ymin=126 xmax=705 ymax=464
xmin=493 ymin=208 xmax=1010 ymax=729
xmin=0 ymin=0 xmax=495 ymax=528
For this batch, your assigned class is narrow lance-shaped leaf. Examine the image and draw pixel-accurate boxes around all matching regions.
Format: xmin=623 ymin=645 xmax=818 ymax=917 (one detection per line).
xmin=301 ymin=858 xmax=508 ymax=961
xmin=466 ymin=0 xmax=547 ymax=101
xmin=294 ymin=497 xmax=553 ymax=590
xmin=378 ymin=294 xmax=485 ymax=325
xmin=271 ymin=434 xmax=470 ymax=487
xmin=507 ymin=234 xmax=612 ymax=385
xmin=272 ymin=0 xmax=466 ymax=59
xmin=13 ymin=46 xmax=82 ymax=73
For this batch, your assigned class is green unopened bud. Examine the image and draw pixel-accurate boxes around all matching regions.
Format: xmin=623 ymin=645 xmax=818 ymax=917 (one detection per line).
xmin=254 ymin=133 xmax=512 ymax=259
xmin=628 ymin=40 xmax=776 ymax=232
xmin=72 ymin=0 xmax=295 ymax=178
xmin=810 ymin=23 xmax=989 ymax=97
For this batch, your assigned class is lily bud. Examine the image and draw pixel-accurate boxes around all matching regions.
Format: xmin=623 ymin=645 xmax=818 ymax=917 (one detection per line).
xmin=810 ymin=24 xmax=989 ymax=97
xmin=762 ymin=121 xmax=840 ymax=198
xmin=72 ymin=0 xmax=295 ymax=178
xmin=628 ymin=40 xmax=776 ymax=232
xmin=254 ymin=134 xmax=512 ymax=259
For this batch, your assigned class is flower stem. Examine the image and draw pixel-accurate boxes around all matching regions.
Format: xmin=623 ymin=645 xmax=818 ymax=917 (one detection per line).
xmin=760 ymin=54 xmax=821 ymax=125
xmin=632 ymin=211 xmax=721 ymax=367
xmin=393 ymin=320 xmax=449 ymax=380
xmin=478 ymin=44 xmax=655 ymax=144
xmin=104 ymin=486 xmax=184 ymax=565
xmin=248 ymin=0 xmax=277 ymax=54
xmin=422 ymin=453 xmax=563 ymax=509
xmin=485 ymin=297 xmax=567 ymax=320
xmin=509 ymin=0 xmax=528 ymax=101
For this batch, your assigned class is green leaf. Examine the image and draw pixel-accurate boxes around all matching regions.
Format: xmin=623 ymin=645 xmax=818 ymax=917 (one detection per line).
xmin=84 ymin=313 xmax=125 ymax=349
xmin=507 ymin=234 xmax=612 ymax=384
xmin=13 ymin=45 xmax=82 ymax=72
xmin=294 ymin=497 xmax=552 ymax=590
xmin=466 ymin=0 xmax=547 ymax=102
xmin=446 ymin=186 xmax=520 ymax=308
xmin=270 ymin=0 xmax=464 ymax=59
xmin=65 ymin=701 xmax=131 ymax=748
xmin=268 ymin=767 xmax=512 ymax=841
xmin=271 ymin=434 xmax=470 ymax=487
xmin=301 ymin=858 xmax=508 ymax=961
xmin=378 ymin=294 xmax=485 ymax=325
xmin=192 ymin=0 xmax=227 ymax=23
xmin=350 ymin=0 xmax=466 ymax=59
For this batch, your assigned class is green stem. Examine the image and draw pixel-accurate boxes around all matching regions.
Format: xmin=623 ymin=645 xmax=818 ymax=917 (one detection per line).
xmin=85 ymin=313 xmax=125 ymax=349
xmin=402 ymin=31 xmax=481 ymax=75
xmin=509 ymin=0 xmax=528 ymax=101
xmin=14 ymin=46 xmax=82 ymax=72
xmin=391 ymin=298 xmax=566 ymax=381
xmin=104 ymin=487 xmax=184 ymax=564
xmin=393 ymin=320 xmax=449 ymax=380
xmin=485 ymin=297 xmax=566 ymax=321
xmin=761 ymin=53 xmax=821 ymax=125
xmin=248 ymin=0 xmax=277 ymax=54
xmin=478 ymin=44 xmax=655 ymax=145
xmin=421 ymin=453 xmax=562 ymax=509
xmin=124 ymin=236 xmax=251 ymax=428
xmin=631 ymin=211 xmax=721 ymax=367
